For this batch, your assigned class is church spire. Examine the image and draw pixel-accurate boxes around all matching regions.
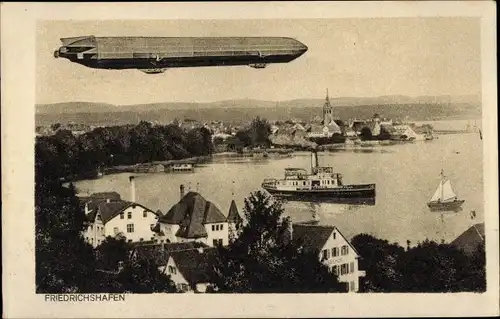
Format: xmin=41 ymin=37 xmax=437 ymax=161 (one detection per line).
xmin=323 ymin=88 xmax=333 ymax=125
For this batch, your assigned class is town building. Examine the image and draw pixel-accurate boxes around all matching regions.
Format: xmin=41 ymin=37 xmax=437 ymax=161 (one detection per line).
xmin=155 ymin=186 xmax=243 ymax=247
xmin=451 ymin=222 xmax=485 ymax=256
xmin=286 ymin=220 xmax=365 ymax=292
xmin=393 ymin=124 xmax=425 ymax=141
xmin=132 ymin=241 xmax=217 ymax=293
xmin=80 ymin=177 xmax=160 ymax=247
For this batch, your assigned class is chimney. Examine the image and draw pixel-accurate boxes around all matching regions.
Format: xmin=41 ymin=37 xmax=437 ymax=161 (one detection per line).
xmin=129 ymin=176 xmax=136 ymax=203
xmin=180 ymin=184 xmax=185 ymax=199
xmin=84 ymin=202 xmax=89 ymax=214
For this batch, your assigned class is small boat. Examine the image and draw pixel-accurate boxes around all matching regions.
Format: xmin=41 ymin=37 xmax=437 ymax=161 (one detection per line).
xmin=166 ymin=163 xmax=194 ymax=173
xmin=427 ymin=170 xmax=465 ymax=212
xmin=261 ymin=150 xmax=376 ymax=202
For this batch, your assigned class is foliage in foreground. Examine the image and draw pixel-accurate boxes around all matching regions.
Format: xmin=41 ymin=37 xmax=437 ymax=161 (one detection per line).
xmin=351 ymin=233 xmax=486 ymax=293
xmin=210 ymin=191 xmax=346 ymax=293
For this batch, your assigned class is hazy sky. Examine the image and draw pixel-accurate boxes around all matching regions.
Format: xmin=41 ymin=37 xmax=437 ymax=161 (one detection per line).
xmin=37 ymin=18 xmax=481 ymax=105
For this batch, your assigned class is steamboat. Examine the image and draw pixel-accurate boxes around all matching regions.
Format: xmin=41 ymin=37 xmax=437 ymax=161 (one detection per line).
xmin=261 ymin=151 xmax=376 ymax=201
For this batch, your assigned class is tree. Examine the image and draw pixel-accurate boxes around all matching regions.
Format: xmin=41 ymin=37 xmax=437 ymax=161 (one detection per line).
xmin=35 ymin=180 xmax=97 ymax=293
xmin=210 ymin=191 xmax=345 ymax=293
xmin=119 ymin=255 xmax=177 ymax=293
xmin=352 ymin=234 xmax=486 ymax=293
xmin=248 ymin=117 xmax=271 ymax=147
xmin=351 ymin=234 xmax=405 ymax=292
xmin=359 ymin=127 xmax=373 ymax=141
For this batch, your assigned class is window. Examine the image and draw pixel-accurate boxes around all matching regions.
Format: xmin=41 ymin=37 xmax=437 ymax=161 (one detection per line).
xmin=350 ymin=262 xmax=355 ymax=273
xmin=341 ymin=245 xmax=349 ymax=256
xmin=127 ymin=212 xmax=132 ymax=219
xmin=128 ymin=239 xmax=132 ymax=243
xmin=143 ymin=211 xmax=147 ymax=218
xmin=213 ymin=239 xmax=219 ymax=246
xmin=150 ymin=224 xmax=154 ymax=229
xmin=127 ymin=224 xmax=134 ymax=233
xmin=120 ymin=212 xmax=124 ymax=219
xmin=220 ymin=224 xmax=223 ymax=231
xmin=212 ymin=225 xmax=215 ymax=231
xmin=140 ymin=238 xmax=144 ymax=242
xmin=332 ymin=266 xmax=338 ymax=275
xmin=218 ymin=239 xmax=223 ymax=246
xmin=321 ymin=249 xmax=328 ymax=260
xmin=332 ymin=247 xmax=338 ymax=257
xmin=333 ymin=232 xmax=336 ymax=239
xmin=168 ymin=266 xmax=177 ymax=274
xmin=340 ymin=263 xmax=348 ymax=275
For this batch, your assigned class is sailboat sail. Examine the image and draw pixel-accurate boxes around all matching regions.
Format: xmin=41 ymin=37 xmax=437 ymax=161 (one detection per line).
xmin=441 ymin=180 xmax=457 ymax=201
xmin=430 ymin=181 xmax=443 ymax=202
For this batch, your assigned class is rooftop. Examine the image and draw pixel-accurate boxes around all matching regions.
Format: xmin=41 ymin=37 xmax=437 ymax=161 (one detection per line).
xmin=159 ymin=192 xmax=227 ymax=239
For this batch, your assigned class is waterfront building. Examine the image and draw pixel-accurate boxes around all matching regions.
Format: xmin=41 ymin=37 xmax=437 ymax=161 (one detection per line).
xmin=393 ymin=124 xmax=425 ymax=141
xmin=286 ymin=220 xmax=365 ymax=292
xmin=81 ymin=191 xmax=160 ymax=247
xmin=156 ymin=186 xmax=241 ymax=247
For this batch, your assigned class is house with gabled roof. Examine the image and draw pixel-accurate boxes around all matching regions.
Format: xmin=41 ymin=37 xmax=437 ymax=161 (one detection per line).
xmin=131 ymin=241 xmax=217 ymax=293
xmin=81 ymin=192 xmax=160 ymax=247
xmin=157 ymin=189 xmax=237 ymax=247
xmin=451 ymin=223 xmax=485 ymax=256
xmin=288 ymin=222 xmax=365 ymax=292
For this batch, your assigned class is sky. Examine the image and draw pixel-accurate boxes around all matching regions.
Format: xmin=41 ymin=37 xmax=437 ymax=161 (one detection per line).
xmin=36 ymin=18 xmax=481 ymax=105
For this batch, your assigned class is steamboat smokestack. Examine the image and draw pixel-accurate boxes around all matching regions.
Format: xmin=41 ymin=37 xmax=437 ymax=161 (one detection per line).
xmin=311 ymin=150 xmax=319 ymax=173
xmin=129 ymin=176 xmax=136 ymax=202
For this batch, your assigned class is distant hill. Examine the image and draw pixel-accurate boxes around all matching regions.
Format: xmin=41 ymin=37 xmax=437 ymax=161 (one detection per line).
xmin=36 ymin=95 xmax=482 ymax=126
xmin=36 ymin=102 xmax=118 ymax=114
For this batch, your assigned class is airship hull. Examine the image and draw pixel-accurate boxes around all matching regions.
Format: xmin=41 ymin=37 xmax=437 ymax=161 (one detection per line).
xmin=54 ymin=36 xmax=308 ymax=73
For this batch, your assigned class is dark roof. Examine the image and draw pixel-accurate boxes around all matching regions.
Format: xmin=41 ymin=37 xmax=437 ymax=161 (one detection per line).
xmin=90 ymin=192 xmax=121 ymax=201
xmin=160 ymin=192 xmax=226 ymax=239
xmin=226 ymin=200 xmax=243 ymax=223
xmin=292 ymin=223 xmax=360 ymax=257
xmin=292 ymin=224 xmax=334 ymax=253
xmin=169 ymin=248 xmax=218 ymax=288
xmin=450 ymin=223 xmax=485 ymax=255
xmin=98 ymin=201 xmax=134 ymax=224
xmin=85 ymin=200 xmax=157 ymax=224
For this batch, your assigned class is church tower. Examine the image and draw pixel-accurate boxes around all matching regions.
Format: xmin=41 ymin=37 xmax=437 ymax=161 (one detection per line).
xmin=322 ymin=88 xmax=334 ymax=125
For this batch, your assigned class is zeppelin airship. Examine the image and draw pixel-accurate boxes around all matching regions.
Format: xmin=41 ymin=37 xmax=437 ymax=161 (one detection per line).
xmin=53 ymin=36 xmax=308 ymax=74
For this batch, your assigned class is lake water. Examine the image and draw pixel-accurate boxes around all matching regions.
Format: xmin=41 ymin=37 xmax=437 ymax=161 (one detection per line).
xmin=75 ymin=128 xmax=484 ymax=246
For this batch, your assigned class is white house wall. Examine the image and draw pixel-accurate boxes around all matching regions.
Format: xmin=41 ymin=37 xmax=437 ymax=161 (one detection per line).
xmin=104 ymin=205 xmax=158 ymax=243
xmin=83 ymin=214 xmax=105 ymax=248
xmin=204 ymin=222 xmax=229 ymax=247
xmin=317 ymin=229 xmax=364 ymax=292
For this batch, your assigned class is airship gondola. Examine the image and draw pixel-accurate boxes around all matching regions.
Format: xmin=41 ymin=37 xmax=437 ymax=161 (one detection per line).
xmin=54 ymin=36 xmax=308 ymax=74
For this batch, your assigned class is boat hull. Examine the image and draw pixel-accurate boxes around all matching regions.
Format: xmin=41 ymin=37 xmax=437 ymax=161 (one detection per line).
xmin=262 ymin=184 xmax=376 ymax=203
xmin=427 ymin=199 xmax=465 ymax=212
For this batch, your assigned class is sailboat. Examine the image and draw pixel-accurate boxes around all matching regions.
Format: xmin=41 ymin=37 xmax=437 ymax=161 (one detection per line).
xmin=427 ymin=170 xmax=465 ymax=212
